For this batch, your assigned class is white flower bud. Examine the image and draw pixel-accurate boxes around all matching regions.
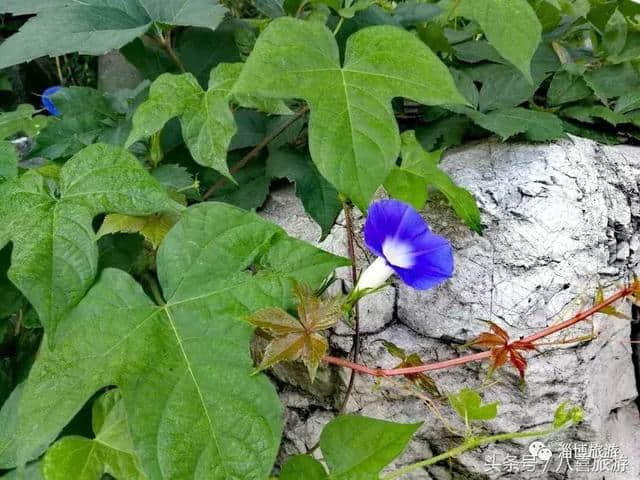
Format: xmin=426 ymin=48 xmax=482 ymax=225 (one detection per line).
xmin=354 ymin=256 xmax=395 ymax=293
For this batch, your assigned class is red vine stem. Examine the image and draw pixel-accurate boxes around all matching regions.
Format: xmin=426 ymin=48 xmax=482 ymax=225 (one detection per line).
xmin=324 ymin=285 xmax=636 ymax=377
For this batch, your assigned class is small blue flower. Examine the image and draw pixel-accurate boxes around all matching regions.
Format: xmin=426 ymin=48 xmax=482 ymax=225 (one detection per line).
xmin=41 ymin=86 xmax=62 ymax=116
xmin=356 ymin=199 xmax=454 ymax=291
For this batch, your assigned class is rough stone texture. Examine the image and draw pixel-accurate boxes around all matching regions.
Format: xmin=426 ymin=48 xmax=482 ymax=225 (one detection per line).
xmin=260 ymin=136 xmax=640 ymax=480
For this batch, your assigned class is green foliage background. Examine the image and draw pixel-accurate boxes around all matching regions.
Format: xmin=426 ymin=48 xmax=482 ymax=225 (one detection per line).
xmin=0 ymin=0 xmax=636 ymax=478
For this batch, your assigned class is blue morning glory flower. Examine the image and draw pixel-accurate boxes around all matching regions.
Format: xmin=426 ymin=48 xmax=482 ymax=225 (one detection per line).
xmin=355 ymin=199 xmax=454 ymax=291
xmin=41 ymin=86 xmax=62 ymax=116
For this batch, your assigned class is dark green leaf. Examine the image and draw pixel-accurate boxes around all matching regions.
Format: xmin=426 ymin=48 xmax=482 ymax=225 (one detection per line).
xmin=392 ymin=1 xmax=442 ymax=26
xmin=415 ymin=115 xmax=472 ymax=151
xmin=547 ymin=70 xmax=592 ymax=106
xmin=209 ymin=156 xmax=271 ymax=210
xmin=453 ymin=40 xmax=507 ymax=64
xmin=583 ymin=62 xmax=640 ymax=101
xmin=0 ymin=246 xmax=22 ymax=320
xmin=460 ymin=106 xmax=566 ymax=141
xmin=267 ymin=148 xmax=341 ymax=239
xmin=120 ymin=38 xmax=176 ymax=81
xmin=31 ymin=87 xmax=132 ymax=160
xmin=0 ymin=0 xmax=228 ymax=69
xmin=561 ymin=104 xmax=629 ymax=126
xmin=255 ymin=0 xmax=286 ymax=17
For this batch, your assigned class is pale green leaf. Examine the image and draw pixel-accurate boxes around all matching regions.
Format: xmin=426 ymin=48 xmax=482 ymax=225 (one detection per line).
xmin=319 ymin=415 xmax=421 ymax=479
xmin=267 ymin=148 xmax=341 ymax=239
xmin=457 ymin=0 xmax=542 ymax=82
xmin=234 ymin=17 xmax=466 ymax=210
xmin=127 ymin=63 xmax=287 ymax=179
xmin=0 ymin=142 xmax=18 ymax=183
xmin=603 ymin=9 xmax=628 ymax=56
xmin=0 ymin=0 xmax=227 ymax=69
xmin=395 ymin=131 xmax=483 ymax=233
xmin=384 ymin=167 xmax=428 ymax=211
xmin=1 ymin=203 xmax=347 ymax=479
xmin=0 ymin=143 xmax=172 ymax=340
xmin=98 ymin=212 xmax=178 ymax=249
xmin=448 ymin=388 xmax=498 ymax=421
xmin=42 ymin=390 xmax=146 ymax=480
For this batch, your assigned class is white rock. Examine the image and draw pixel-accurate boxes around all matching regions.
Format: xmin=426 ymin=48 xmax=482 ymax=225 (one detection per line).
xmin=261 ymin=136 xmax=640 ymax=479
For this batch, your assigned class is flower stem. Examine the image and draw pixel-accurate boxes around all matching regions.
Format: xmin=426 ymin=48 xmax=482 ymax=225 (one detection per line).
xmin=338 ymin=201 xmax=361 ymax=413
xmin=324 ymin=285 xmax=635 ymax=377
xmin=381 ymin=426 xmax=557 ymax=479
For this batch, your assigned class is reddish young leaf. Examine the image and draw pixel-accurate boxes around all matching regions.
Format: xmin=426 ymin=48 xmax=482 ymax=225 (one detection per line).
xmin=248 ymin=283 xmax=342 ymax=381
xmin=467 ymin=322 xmax=536 ymax=381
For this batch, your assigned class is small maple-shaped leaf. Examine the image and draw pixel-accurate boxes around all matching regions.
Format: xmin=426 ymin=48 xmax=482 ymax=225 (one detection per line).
xmin=595 ymin=286 xmax=630 ymax=319
xmin=248 ymin=284 xmax=343 ymax=381
xmin=467 ymin=322 xmax=536 ymax=381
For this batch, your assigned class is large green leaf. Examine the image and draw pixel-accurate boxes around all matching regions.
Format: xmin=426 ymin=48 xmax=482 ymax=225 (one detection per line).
xmin=0 ymin=202 xmax=348 ymax=479
xmin=42 ymin=390 xmax=145 ymax=480
xmin=0 ymin=0 xmax=227 ymax=69
xmin=267 ymin=148 xmax=342 ymax=239
xmin=458 ymin=0 xmax=542 ymax=82
xmin=233 ymin=17 xmax=466 ymax=210
xmin=0 ymin=143 xmax=173 ymax=340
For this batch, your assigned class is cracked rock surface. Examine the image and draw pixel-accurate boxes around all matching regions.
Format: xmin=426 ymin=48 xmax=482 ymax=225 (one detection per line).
xmin=260 ymin=136 xmax=640 ymax=480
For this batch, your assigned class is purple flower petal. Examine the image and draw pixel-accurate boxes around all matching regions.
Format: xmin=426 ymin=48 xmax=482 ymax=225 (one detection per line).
xmin=363 ymin=199 xmax=454 ymax=290
xmin=42 ymin=86 xmax=62 ymax=116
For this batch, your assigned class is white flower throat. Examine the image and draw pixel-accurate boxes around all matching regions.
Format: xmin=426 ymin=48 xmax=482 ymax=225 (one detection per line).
xmin=382 ymin=237 xmax=415 ymax=268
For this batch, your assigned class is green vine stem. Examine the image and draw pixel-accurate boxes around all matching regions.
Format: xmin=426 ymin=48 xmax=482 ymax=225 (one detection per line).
xmin=338 ymin=200 xmax=361 ymax=413
xmin=324 ymin=283 xmax=637 ymax=376
xmin=382 ymin=426 xmax=558 ymax=479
